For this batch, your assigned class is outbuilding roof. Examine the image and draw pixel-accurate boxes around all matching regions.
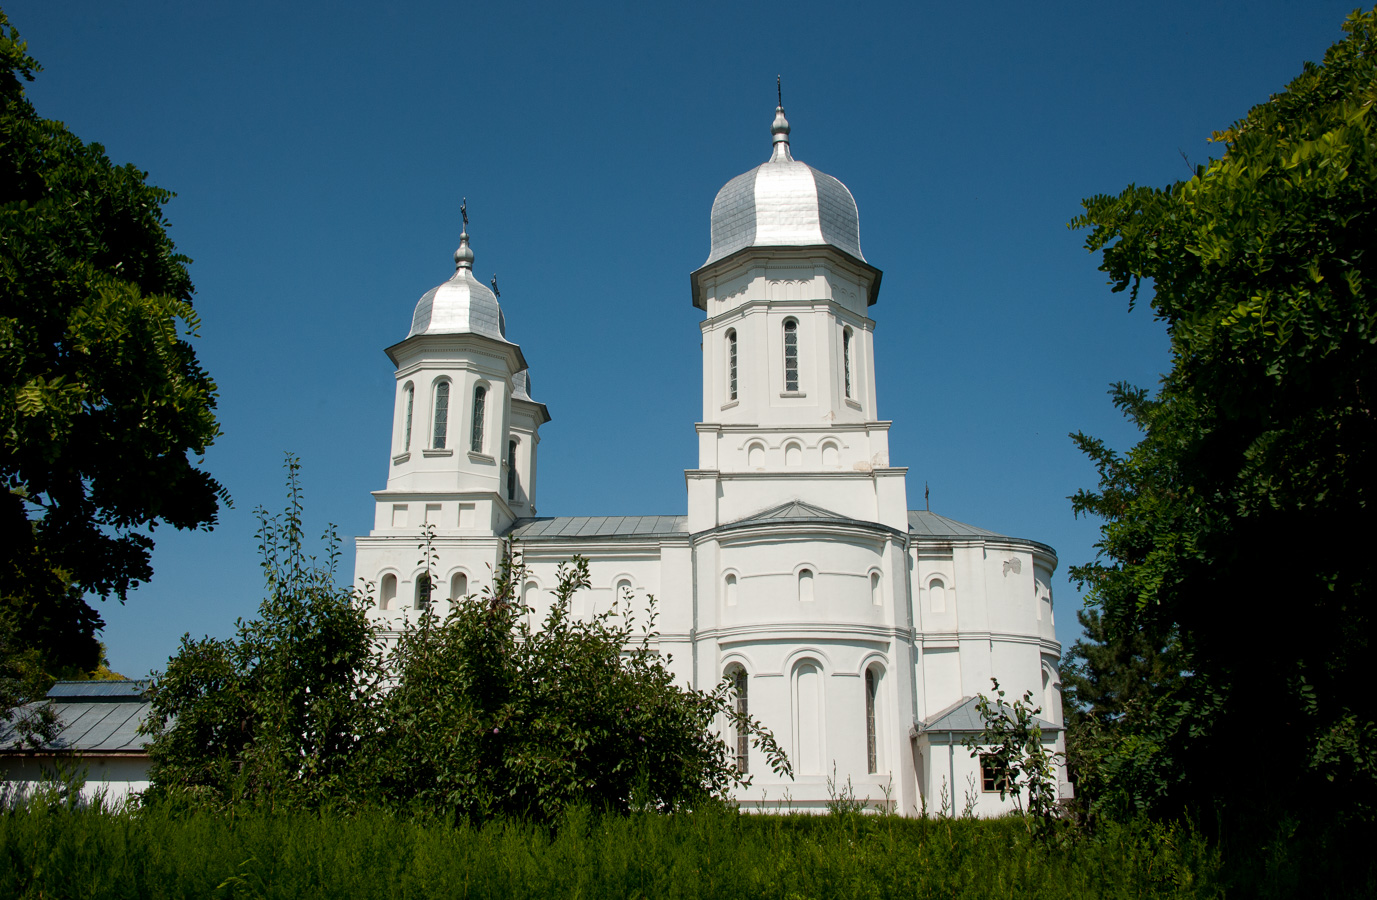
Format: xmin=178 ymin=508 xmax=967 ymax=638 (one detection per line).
xmin=918 ymin=695 xmax=1060 ymax=735
xmin=507 ymin=515 xmax=689 ymax=540
xmin=0 ymin=681 xmax=153 ymax=755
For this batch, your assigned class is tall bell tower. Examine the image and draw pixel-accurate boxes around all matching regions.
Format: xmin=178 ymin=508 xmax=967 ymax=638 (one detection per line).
xmin=686 ymin=101 xmax=909 ymax=533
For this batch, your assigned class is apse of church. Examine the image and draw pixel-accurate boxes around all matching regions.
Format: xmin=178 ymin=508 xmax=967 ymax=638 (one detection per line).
xmin=355 ymin=100 xmax=1069 ymax=816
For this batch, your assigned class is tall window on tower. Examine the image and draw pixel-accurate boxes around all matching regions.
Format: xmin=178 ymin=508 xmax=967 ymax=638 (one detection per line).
xmin=783 ymin=319 xmax=799 ymax=391
xmin=470 ymin=385 xmax=486 ymax=453
xmin=728 ymin=665 xmax=749 ymax=773
xmin=507 ymin=439 xmax=517 ymax=501
xmin=843 ymin=326 xmax=854 ymax=399
xmin=726 ymin=329 xmax=738 ymax=401
xmin=865 ymin=667 xmax=879 ymax=773
xmin=402 ymin=383 xmax=414 ymax=452
xmin=432 ymin=382 xmax=450 ymax=449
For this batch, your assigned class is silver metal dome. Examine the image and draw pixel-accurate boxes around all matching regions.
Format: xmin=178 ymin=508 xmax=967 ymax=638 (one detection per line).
xmin=408 ymin=231 xmax=507 ymax=340
xmin=703 ymin=104 xmax=864 ymax=267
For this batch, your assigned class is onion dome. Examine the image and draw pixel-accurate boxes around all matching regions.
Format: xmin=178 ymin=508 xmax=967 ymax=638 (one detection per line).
xmin=703 ymin=101 xmax=864 ymax=267
xmin=408 ymin=229 xmax=507 ymax=339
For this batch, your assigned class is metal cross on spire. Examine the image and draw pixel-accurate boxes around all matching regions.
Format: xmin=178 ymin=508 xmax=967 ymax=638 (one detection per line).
xmin=777 ymin=75 xmax=782 ymax=107
xmin=460 ymin=196 xmax=469 ymax=231
xmin=491 ymin=274 xmax=500 ymax=298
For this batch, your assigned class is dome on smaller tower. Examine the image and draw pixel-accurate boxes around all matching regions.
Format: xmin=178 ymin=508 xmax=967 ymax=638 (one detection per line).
xmin=408 ymin=229 xmax=507 ymax=340
xmin=703 ymin=100 xmax=864 ymax=267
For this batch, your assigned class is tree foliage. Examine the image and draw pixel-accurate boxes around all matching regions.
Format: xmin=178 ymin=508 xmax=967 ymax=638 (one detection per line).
xmin=141 ymin=458 xmax=381 ymax=810
xmin=1069 ymin=8 xmax=1377 ymax=823
xmin=963 ymin=678 xmax=1062 ymax=835
xmin=0 ymin=11 xmax=224 ymax=676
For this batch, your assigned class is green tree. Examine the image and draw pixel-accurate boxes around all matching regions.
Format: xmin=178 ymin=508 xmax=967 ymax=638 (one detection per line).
xmin=369 ymin=536 xmax=790 ymax=824
xmin=1070 ymin=7 xmax=1377 ymax=823
xmin=141 ymin=458 xmax=381 ymax=810
xmin=0 ymin=11 xmax=224 ymax=677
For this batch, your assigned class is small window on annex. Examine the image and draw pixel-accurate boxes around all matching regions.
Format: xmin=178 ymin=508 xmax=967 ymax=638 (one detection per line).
xmin=432 ymin=382 xmax=451 ymax=449
xmin=470 ymin=385 xmax=487 ymax=453
xmin=843 ymin=326 xmax=853 ymax=399
xmin=726 ymin=329 xmax=738 ymax=401
xmin=401 ymin=382 xmax=415 ymax=452
xmin=797 ymin=568 xmax=815 ymax=603
xmin=724 ymin=572 xmax=738 ymax=607
xmin=726 ymin=664 xmax=749 ymax=773
xmin=870 ymin=571 xmax=883 ymax=606
xmin=981 ymin=753 xmax=1010 ymax=793
xmin=616 ymin=579 xmax=633 ymax=604
xmin=783 ymin=319 xmax=799 ymax=391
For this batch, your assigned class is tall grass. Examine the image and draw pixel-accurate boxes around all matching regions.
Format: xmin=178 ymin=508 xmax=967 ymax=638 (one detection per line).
xmin=0 ymin=802 xmax=1223 ymax=899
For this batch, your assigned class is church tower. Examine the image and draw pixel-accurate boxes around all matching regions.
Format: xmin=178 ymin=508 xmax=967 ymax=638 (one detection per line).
xmin=686 ymin=100 xmax=908 ymax=533
xmin=358 ymin=212 xmax=549 ymax=613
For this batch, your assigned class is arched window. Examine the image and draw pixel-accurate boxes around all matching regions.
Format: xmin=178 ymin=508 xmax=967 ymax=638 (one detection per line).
xmin=929 ymin=577 xmax=947 ymax=613
xmin=870 ymin=571 xmax=883 ymax=607
xmin=724 ymin=572 xmax=738 ymax=607
xmin=821 ymin=441 xmax=839 ymax=467
xmin=432 ymin=382 xmax=450 ymax=449
xmin=470 ymin=385 xmax=486 ymax=453
xmin=616 ymin=579 xmax=632 ymax=605
xmin=748 ymin=442 xmax=765 ymax=467
xmin=793 ymin=659 xmax=823 ymax=775
xmin=380 ymin=574 xmax=397 ymax=610
xmin=727 ymin=665 xmax=749 ymax=773
xmin=726 ymin=329 xmax=738 ymax=401
xmin=522 ymin=580 xmax=538 ymax=610
xmin=507 ymin=439 xmax=518 ymax=502
xmin=415 ymin=573 xmax=432 ymax=610
xmin=785 ymin=442 xmax=803 ymax=466
xmin=865 ymin=667 xmax=879 ymax=773
xmin=402 ymin=383 xmax=414 ymax=452
xmin=451 ymin=572 xmax=468 ymax=601
xmin=783 ymin=319 xmax=799 ymax=391
xmin=798 ymin=568 xmax=814 ymax=603
xmin=843 ymin=326 xmax=854 ymax=399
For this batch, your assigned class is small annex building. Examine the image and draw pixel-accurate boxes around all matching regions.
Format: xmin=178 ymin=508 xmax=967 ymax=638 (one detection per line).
xmin=355 ymin=100 xmax=1069 ymax=816
xmin=0 ymin=680 xmax=153 ymax=806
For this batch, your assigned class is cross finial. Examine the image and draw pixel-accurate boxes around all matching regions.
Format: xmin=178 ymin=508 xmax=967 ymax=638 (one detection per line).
xmin=460 ymin=196 xmax=469 ymax=230
xmin=925 ymin=482 xmax=930 ymax=511
xmin=490 ymin=274 xmax=500 ymax=298
xmin=777 ymin=75 xmax=782 ymax=108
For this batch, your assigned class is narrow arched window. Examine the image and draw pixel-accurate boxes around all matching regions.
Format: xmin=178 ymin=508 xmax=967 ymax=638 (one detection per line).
xmin=432 ymin=382 xmax=450 ymax=449
xmin=785 ymin=442 xmax=803 ymax=466
xmin=728 ymin=665 xmax=749 ymax=773
xmin=507 ymin=439 xmax=518 ymax=501
xmin=843 ymin=327 xmax=854 ymax=399
xmin=865 ymin=667 xmax=879 ymax=773
xmin=451 ymin=572 xmax=468 ymax=601
xmin=783 ymin=320 xmax=799 ymax=391
xmin=798 ymin=568 xmax=814 ymax=603
xmin=748 ymin=443 xmax=765 ymax=468
xmin=870 ymin=571 xmax=882 ymax=607
xmin=929 ymin=578 xmax=947 ymax=613
xmin=470 ymin=385 xmax=486 ymax=453
xmin=616 ymin=579 xmax=632 ymax=605
xmin=724 ymin=573 xmax=738 ymax=607
xmin=415 ymin=573 xmax=432 ymax=610
xmin=402 ymin=383 xmax=414 ymax=452
xmin=726 ymin=329 xmax=738 ymax=401
xmin=380 ymin=574 xmax=397 ymax=611
xmin=794 ymin=660 xmax=823 ymax=775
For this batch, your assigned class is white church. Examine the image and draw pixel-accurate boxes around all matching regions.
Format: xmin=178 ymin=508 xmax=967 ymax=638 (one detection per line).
xmin=354 ymin=100 xmax=1068 ymax=816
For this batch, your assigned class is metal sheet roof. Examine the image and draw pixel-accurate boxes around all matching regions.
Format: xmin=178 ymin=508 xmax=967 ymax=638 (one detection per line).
xmin=919 ymin=696 xmax=1060 ymax=734
xmin=506 ymin=515 xmax=689 ymax=540
xmin=907 ymin=510 xmax=1006 ymax=539
xmin=1 ymin=700 xmax=152 ymax=754
xmin=47 ymin=680 xmax=150 ymax=701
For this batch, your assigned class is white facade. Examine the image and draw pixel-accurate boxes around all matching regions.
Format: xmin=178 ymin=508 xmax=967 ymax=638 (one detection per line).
xmin=355 ymin=104 xmax=1067 ymax=816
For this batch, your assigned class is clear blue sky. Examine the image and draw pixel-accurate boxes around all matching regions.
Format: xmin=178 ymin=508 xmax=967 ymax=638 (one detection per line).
xmin=8 ymin=0 xmax=1363 ymax=677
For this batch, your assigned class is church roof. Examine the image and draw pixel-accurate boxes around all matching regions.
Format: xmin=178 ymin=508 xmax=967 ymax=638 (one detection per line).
xmin=918 ymin=695 xmax=1061 ymax=735
xmin=408 ymin=227 xmax=509 ymax=341
xmin=507 ymin=515 xmax=689 ymax=540
xmin=907 ymin=510 xmax=1005 ymax=539
xmin=701 ymin=102 xmax=865 ymax=269
xmin=0 ymin=681 xmax=153 ymax=755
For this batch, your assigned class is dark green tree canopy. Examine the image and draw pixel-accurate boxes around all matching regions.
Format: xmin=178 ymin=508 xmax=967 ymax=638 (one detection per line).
xmin=1069 ymin=8 xmax=1377 ymax=823
xmin=0 ymin=13 xmax=224 ymax=674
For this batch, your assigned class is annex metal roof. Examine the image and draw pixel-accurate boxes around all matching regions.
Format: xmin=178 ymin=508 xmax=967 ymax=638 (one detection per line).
xmin=506 ymin=515 xmax=689 ymax=540
xmin=1 ymin=681 xmax=153 ymax=755
xmin=918 ymin=696 xmax=1061 ymax=735
xmin=907 ymin=510 xmax=1007 ymax=540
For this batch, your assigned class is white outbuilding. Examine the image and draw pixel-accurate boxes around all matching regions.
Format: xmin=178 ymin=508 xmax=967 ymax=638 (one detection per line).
xmin=354 ymin=101 xmax=1068 ymax=816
